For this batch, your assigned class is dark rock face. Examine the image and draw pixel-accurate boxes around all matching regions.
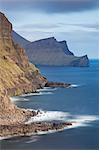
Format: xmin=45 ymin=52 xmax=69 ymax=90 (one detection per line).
xmin=45 ymin=81 xmax=71 ymax=88
xmin=59 ymin=40 xmax=74 ymax=55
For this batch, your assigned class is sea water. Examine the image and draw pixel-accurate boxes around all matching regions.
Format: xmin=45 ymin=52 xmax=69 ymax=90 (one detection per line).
xmin=1 ymin=60 xmax=99 ymax=150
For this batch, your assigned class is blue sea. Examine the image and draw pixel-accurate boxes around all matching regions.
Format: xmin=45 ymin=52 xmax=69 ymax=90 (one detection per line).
xmin=1 ymin=60 xmax=99 ymax=150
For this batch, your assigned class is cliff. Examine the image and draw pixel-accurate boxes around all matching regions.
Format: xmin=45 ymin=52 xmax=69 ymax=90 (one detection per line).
xmin=12 ymin=32 xmax=89 ymax=67
xmin=0 ymin=12 xmax=47 ymax=125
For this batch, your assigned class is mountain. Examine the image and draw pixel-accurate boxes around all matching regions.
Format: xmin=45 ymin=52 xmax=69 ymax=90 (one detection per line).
xmin=0 ymin=12 xmax=47 ymax=125
xmin=25 ymin=37 xmax=89 ymax=67
xmin=12 ymin=30 xmax=30 ymax=48
xmin=12 ymin=31 xmax=89 ymax=67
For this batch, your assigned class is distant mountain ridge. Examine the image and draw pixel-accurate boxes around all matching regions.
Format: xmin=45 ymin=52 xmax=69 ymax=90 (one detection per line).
xmin=12 ymin=31 xmax=89 ymax=67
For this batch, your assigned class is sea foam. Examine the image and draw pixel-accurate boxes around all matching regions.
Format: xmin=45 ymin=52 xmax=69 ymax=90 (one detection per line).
xmin=26 ymin=110 xmax=99 ymax=128
xmin=69 ymin=84 xmax=79 ymax=88
xmin=1 ymin=111 xmax=99 ymax=141
xmin=21 ymin=91 xmax=53 ymax=97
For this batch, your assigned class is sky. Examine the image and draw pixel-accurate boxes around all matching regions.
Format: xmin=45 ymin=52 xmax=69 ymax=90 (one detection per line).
xmin=0 ymin=0 xmax=99 ymax=59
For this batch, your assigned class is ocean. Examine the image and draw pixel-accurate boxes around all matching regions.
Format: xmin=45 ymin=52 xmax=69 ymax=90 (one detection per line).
xmin=1 ymin=60 xmax=99 ymax=150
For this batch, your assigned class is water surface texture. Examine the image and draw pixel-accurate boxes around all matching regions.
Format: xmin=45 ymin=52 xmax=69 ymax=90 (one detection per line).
xmin=1 ymin=60 xmax=99 ymax=150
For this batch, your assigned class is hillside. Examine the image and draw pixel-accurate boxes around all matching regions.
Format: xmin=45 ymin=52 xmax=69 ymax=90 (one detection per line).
xmin=0 ymin=12 xmax=47 ymax=125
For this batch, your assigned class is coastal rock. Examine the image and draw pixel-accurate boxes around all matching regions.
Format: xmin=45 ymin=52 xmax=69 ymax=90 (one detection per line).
xmin=0 ymin=121 xmax=72 ymax=137
xmin=45 ymin=81 xmax=71 ymax=88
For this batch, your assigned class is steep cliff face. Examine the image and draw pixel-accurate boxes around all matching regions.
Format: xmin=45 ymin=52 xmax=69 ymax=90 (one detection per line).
xmin=0 ymin=12 xmax=47 ymax=125
xmin=0 ymin=12 xmax=29 ymax=69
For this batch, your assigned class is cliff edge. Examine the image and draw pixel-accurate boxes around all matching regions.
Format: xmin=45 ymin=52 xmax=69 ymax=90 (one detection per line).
xmin=0 ymin=12 xmax=47 ymax=125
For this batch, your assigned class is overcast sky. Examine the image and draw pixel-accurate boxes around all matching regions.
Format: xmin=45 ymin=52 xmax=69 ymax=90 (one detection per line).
xmin=0 ymin=0 xmax=99 ymax=59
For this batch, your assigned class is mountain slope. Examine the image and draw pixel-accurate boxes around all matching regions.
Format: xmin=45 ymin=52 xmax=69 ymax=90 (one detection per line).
xmin=12 ymin=30 xmax=89 ymax=67
xmin=0 ymin=12 xmax=47 ymax=125
xmin=25 ymin=37 xmax=89 ymax=67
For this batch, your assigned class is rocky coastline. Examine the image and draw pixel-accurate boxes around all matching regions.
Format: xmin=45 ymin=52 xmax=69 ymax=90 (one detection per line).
xmin=0 ymin=12 xmax=73 ymax=139
xmin=0 ymin=107 xmax=72 ymax=138
xmin=0 ymin=120 xmax=72 ymax=138
xmin=0 ymin=82 xmax=72 ymax=138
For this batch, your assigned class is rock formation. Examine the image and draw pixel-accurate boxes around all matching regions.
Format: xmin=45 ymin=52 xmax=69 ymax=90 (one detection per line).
xmin=12 ymin=32 xmax=89 ymax=67
xmin=0 ymin=12 xmax=47 ymax=125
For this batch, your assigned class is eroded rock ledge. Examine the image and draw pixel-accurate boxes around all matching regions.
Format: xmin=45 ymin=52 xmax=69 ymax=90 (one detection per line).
xmin=45 ymin=81 xmax=71 ymax=88
xmin=0 ymin=121 xmax=72 ymax=137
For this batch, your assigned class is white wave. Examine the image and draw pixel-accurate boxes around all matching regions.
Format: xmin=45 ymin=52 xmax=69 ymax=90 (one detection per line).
xmin=73 ymin=115 xmax=99 ymax=124
xmin=10 ymin=97 xmax=29 ymax=102
xmin=31 ymin=113 xmax=99 ymax=134
xmin=26 ymin=110 xmax=99 ymax=129
xmin=0 ymin=137 xmax=5 ymax=140
xmin=69 ymin=84 xmax=79 ymax=88
xmin=1 ymin=111 xmax=99 ymax=140
xmin=11 ymin=91 xmax=53 ymax=102
xmin=0 ymin=135 xmax=15 ymax=140
xmin=25 ymin=136 xmax=39 ymax=143
xmin=37 ymin=87 xmax=57 ymax=92
xmin=10 ymin=97 xmax=20 ymax=102
xmin=21 ymin=91 xmax=53 ymax=97
xmin=26 ymin=110 xmax=70 ymax=124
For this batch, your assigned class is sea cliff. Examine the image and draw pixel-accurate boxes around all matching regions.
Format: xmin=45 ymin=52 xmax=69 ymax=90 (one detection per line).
xmin=0 ymin=12 xmax=47 ymax=125
xmin=0 ymin=12 xmax=72 ymax=137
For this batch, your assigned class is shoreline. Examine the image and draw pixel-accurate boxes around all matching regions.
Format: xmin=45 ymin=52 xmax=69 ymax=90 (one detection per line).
xmin=0 ymin=125 xmax=72 ymax=141
xmin=0 ymin=82 xmax=72 ymax=138
xmin=0 ymin=120 xmax=72 ymax=138
xmin=0 ymin=124 xmax=74 ymax=141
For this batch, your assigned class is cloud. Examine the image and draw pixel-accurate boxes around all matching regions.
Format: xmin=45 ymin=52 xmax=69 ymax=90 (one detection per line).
xmin=1 ymin=0 xmax=99 ymax=13
xmin=58 ymin=23 xmax=99 ymax=32
xmin=16 ymin=22 xmax=99 ymax=34
xmin=17 ymin=23 xmax=59 ymax=30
